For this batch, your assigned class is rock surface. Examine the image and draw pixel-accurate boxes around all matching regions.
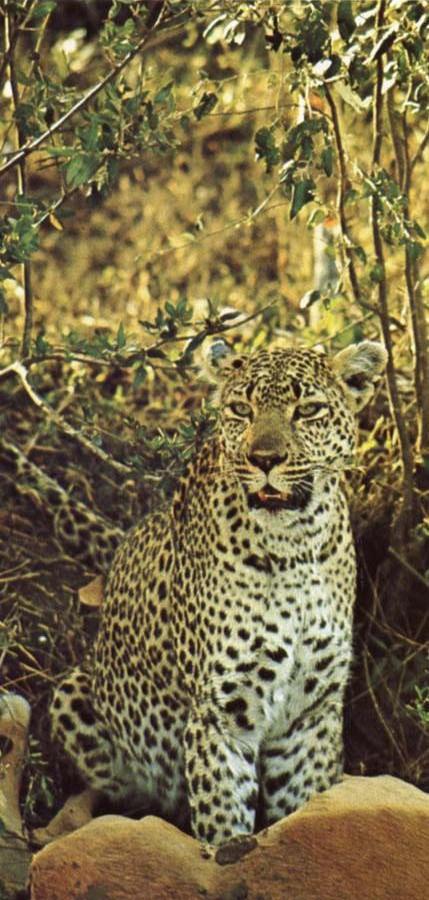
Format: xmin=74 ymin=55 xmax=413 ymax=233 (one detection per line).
xmin=0 ymin=693 xmax=33 ymax=898
xmin=30 ymin=775 xmax=429 ymax=900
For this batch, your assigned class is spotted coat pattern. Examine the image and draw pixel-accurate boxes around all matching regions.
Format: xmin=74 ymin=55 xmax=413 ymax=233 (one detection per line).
xmin=50 ymin=342 xmax=386 ymax=844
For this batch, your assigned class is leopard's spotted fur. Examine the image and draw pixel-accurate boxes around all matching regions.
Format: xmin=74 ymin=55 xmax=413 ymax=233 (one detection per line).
xmin=14 ymin=342 xmax=387 ymax=844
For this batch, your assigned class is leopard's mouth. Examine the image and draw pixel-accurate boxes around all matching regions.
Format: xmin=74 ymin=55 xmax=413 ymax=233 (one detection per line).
xmin=247 ymin=477 xmax=313 ymax=513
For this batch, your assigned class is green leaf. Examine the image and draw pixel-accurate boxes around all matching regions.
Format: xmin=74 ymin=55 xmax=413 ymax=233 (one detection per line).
xmin=117 ymin=321 xmax=126 ymax=349
xmin=413 ymin=221 xmax=426 ymax=239
xmin=0 ymin=287 xmax=8 ymax=315
xmin=337 ymin=1 xmax=356 ymax=42
xmin=255 ymin=127 xmax=280 ymax=173
xmin=35 ymin=329 xmax=51 ymax=355
xmin=154 ymin=81 xmax=174 ymax=105
xmin=307 ymin=208 xmax=326 ymax=228
xmin=290 ymin=179 xmax=315 ymax=220
xmin=193 ymin=92 xmax=218 ymax=120
xmin=369 ymin=263 xmax=384 ymax=283
xmin=65 ymin=154 xmax=100 ymax=189
xmin=31 ymin=0 xmax=56 ymax=20
xmin=407 ymin=241 xmax=423 ymax=262
xmin=165 ymin=301 xmax=177 ymax=318
xmin=354 ymin=245 xmax=367 ymax=264
xmin=321 ymin=146 xmax=333 ymax=176
xmin=133 ymin=365 xmax=147 ymax=387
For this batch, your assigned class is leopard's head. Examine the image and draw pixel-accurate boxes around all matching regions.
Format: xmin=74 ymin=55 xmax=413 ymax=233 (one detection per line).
xmin=212 ymin=342 xmax=386 ymax=514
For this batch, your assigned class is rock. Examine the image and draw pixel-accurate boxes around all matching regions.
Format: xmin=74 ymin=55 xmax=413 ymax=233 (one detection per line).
xmin=30 ymin=775 xmax=429 ymax=900
xmin=0 ymin=693 xmax=30 ymax=837
xmin=32 ymin=787 xmax=99 ymax=847
xmin=31 ymin=814 xmax=223 ymax=900
xmin=0 ymin=693 xmax=33 ymax=898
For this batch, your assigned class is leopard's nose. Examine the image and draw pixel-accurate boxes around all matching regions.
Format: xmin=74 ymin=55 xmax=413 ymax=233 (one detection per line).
xmin=247 ymin=451 xmax=286 ymax=473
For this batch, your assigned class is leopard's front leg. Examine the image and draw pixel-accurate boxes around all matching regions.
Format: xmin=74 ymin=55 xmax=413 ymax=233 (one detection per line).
xmin=260 ymin=702 xmax=344 ymax=825
xmin=183 ymin=705 xmax=259 ymax=844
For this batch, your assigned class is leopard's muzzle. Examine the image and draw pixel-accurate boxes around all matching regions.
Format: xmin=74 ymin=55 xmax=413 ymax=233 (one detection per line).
xmin=247 ymin=476 xmax=314 ymax=513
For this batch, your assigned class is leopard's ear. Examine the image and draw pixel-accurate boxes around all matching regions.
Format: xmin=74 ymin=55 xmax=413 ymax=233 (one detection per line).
xmin=332 ymin=340 xmax=387 ymax=411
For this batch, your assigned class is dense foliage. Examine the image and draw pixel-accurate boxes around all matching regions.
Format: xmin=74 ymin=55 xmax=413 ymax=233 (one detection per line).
xmin=0 ymin=0 xmax=428 ymax=827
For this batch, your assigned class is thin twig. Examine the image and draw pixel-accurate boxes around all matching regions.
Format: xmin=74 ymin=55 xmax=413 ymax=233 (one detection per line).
xmin=324 ymin=83 xmax=361 ymax=305
xmin=207 ymin=103 xmax=298 ymax=117
xmin=410 ymin=119 xmax=429 ymax=173
xmin=388 ymin=548 xmax=429 ymax=592
xmin=363 ymin=649 xmax=408 ymax=767
xmin=151 ymin=200 xmax=289 ymax=260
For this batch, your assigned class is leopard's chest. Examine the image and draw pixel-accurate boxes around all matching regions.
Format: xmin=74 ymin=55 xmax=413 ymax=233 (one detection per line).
xmin=175 ymin=525 xmax=354 ymax=680
xmin=208 ymin=554 xmax=353 ymax=735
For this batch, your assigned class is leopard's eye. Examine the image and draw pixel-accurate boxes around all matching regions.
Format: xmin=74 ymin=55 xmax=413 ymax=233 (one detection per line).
xmin=229 ymin=401 xmax=252 ymax=418
xmin=294 ymin=402 xmax=328 ymax=420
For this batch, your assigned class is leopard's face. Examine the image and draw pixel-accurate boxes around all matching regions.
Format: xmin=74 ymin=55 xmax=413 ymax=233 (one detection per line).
xmin=216 ymin=344 xmax=386 ymax=514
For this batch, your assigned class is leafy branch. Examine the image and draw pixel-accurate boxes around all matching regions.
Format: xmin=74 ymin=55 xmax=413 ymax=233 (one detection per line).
xmin=0 ymin=8 xmax=185 ymax=178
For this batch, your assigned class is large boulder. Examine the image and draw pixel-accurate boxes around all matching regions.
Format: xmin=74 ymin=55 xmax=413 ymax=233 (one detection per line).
xmin=30 ymin=775 xmax=429 ymax=900
xmin=0 ymin=694 xmax=33 ymax=898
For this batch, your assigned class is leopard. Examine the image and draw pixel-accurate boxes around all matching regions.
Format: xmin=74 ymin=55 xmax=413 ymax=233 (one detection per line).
xmin=0 ymin=437 xmax=124 ymax=573
xmin=33 ymin=340 xmax=387 ymax=845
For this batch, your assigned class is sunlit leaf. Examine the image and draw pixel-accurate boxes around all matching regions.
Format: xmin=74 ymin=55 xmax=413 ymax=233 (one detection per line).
xmin=290 ymin=179 xmax=315 ymax=220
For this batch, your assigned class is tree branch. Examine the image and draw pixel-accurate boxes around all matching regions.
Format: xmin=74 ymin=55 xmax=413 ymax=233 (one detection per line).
xmin=371 ymin=0 xmax=415 ymax=537
xmin=4 ymin=1 xmax=34 ymax=357
xmin=387 ymin=83 xmax=429 ymax=456
xmin=0 ymin=12 xmax=186 ymax=179
xmin=324 ymin=83 xmax=361 ymax=306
